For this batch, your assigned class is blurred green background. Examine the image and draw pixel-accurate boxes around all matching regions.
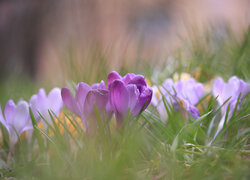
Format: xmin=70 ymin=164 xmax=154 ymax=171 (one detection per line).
xmin=0 ymin=0 xmax=249 ymax=104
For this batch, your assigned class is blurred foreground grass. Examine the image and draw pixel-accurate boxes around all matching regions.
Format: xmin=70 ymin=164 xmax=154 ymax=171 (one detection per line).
xmin=0 ymin=28 xmax=249 ymax=179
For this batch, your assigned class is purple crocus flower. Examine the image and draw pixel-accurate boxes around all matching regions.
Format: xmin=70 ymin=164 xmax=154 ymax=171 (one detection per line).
xmin=108 ymin=71 xmax=152 ymax=128
xmin=212 ymin=76 xmax=250 ymax=138
xmin=30 ymin=88 xmax=63 ymax=128
xmin=152 ymin=78 xmax=204 ymax=120
xmin=61 ymin=81 xmax=111 ymax=133
xmin=174 ymin=78 xmax=204 ymax=119
xmin=0 ymin=100 xmax=33 ymax=150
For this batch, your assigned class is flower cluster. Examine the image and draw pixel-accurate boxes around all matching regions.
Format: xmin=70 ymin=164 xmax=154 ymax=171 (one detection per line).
xmin=0 ymin=71 xmax=152 ymax=147
xmin=0 ymin=88 xmax=63 ymax=150
xmin=0 ymin=71 xmax=249 ymax=150
xmin=151 ymin=75 xmax=250 ymax=138
xmin=61 ymin=71 xmax=153 ymax=132
xmin=152 ymin=77 xmax=204 ymax=120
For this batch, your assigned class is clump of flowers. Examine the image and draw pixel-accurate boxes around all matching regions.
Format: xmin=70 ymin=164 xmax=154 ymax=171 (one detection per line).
xmin=152 ymin=77 xmax=204 ymax=120
xmin=0 ymin=71 xmax=152 ymax=150
xmin=0 ymin=71 xmax=249 ymax=154
xmin=61 ymin=71 xmax=152 ymax=132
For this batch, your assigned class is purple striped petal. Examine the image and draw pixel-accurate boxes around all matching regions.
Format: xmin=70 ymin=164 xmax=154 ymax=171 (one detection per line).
xmin=127 ymin=84 xmax=140 ymax=114
xmin=129 ymin=75 xmax=147 ymax=92
xmin=239 ymin=79 xmax=250 ymax=98
xmin=0 ymin=105 xmax=8 ymax=131
xmin=48 ymin=88 xmax=63 ymax=115
xmin=75 ymin=82 xmax=91 ymax=112
xmin=92 ymin=80 xmax=106 ymax=89
xmin=84 ymin=89 xmax=109 ymax=132
xmin=122 ymin=73 xmax=136 ymax=84
xmin=110 ymin=80 xmax=129 ymax=121
xmin=133 ymin=87 xmax=152 ymax=116
xmin=107 ymin=71 xmax=122 ymax=86
xmin=61 ymin=87 xmax=81 ymax=116
xmin=12 ymin=100 xmax=30 ymax=134
xmin=4 ymin=100 xmax=16 ymax=125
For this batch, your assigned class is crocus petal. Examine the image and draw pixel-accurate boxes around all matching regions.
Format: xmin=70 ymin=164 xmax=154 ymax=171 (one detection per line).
xmin=161 ymin=78 xmax=175 ymax=95
xmin=61 ymin=87 xmax=81 ymax=116
xmin=84 ymin=90 xmax=109 ymax=116
xmin=9 ymin=131 xmax=18 ymax=150
xmin=36 ymin=89 xmax=50 ymax=119
xmin=133 ymin=87 xmax=152 ymax=116
xmin=0 ymin=106 xmax=8 ymax=130
xmin=122 ymin=73 xmax=136 ymax=84
xmin=239 ymin=80 xmax=250 ymax=98
xmin=127 ymin=84 xmax=140 ymax=115
xmin=75 ymin=82 xmax=91 ymax=111
xmin=213 ymin=78 xmax=224 ymax=96
xmin=30 ymin=94 xmax=43 ymax=123
xmin=107 ymin=71 xmax=122 ymax=86
xmin=12 ymin=100 xmax=30 ymax=134
xmin=186 ymin=104 xmax=200 ymax=120
xmin=213 ymin=77 xmax=226 ymax=106
xmin=152 ymin=85 xmax=170 ymax=121
xmin=222 ymin=76 xmax=240 ymax=100
xmin=48 ymin=88 xmax=63 ymax=114
xmin=92 ymin=80 xmax=106 ymax=89
xmin=129 ymin=75 xmax=147 ymax=91
xmin=110 ymin=80 xmax=129 ymax=120
xmin=29 ymin=94 xmax=38 ymax=108
xmin=151 ymin=86 xmax=161 ymax=106
xmin=194 ymin=82 xmax=204 ymax=101
xmin=213 ymin=103 xmax=234 ymax=139
xmin=105 ymin=100 xmax=113 ymax=117
xmin=183 ymin=79 xmax=204 ymax=105
xmin=157 ymin=101 xmax=168 ymax=120
xmin=37 ymin=89 xmax=48 ymax=108
xmin=4 ymin=100 xmax=16 ymax=124
xmin=84 ymin=89 xmax=109 ymax=131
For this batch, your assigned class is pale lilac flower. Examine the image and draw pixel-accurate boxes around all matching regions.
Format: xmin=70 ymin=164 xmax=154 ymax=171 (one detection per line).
xmin=213 ymin=76 xmax=250 ymax=114
xmin=151 ymin=85 xmax=167 ymax=121
xmin=212 ymin=76 xmax=250 ymax=138
xmin=0 ymin=100 xmax=33 ymax=149
xmin=61 ymin=81 xmax=111 ymax=132
xmin=30 ymin=88 xmax=63 ymax=128
xmin=151 ymin=79 xmax=175 ymax=121
xmin=174 ymin=78 xmax=203 ymax=119
xmin=152 ymin=78 xmax=204 ymax=120
xmin=175 ymin=78 xmax=204 ymax=106
xmin=108 ymin=71 xmax=152 ymax=128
